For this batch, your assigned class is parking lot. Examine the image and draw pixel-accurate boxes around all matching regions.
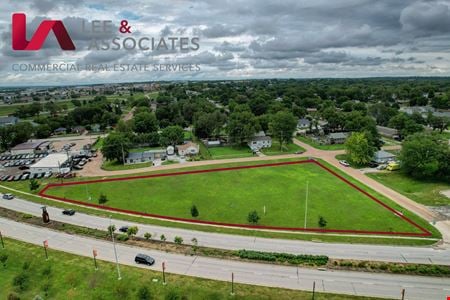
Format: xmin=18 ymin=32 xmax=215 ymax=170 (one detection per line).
xmin=0 ymin=153 xmax=52 ymax=182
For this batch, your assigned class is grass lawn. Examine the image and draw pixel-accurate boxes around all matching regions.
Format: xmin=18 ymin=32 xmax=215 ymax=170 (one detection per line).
xmin=0 ymin=239 xmax=375 ymax=300
xmin=130 ymin=147 xmax=165 ymax=153
xmin=208 ymin=145 xmax=255 ymax=159
xmin=101 ymin=160 xmax=152 ymax=171
xmin=261 ymin=141 xmax=304 ymax=156
xmin=296 ymin=136 xmax=345 ymax=150
xmin=46 ymin=161 xmax=422 ymax=234
xmin=162 ymin=160 xmax=179 ymax=166
xmin=367 ymin=172 xmax=450 ymax=206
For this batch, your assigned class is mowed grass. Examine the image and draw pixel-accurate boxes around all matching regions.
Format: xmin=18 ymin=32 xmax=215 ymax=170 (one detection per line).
xmin=367 ymin=172 xmax=450 ymax=206
xmin=1 ymin=239 xmax=374 ymax=300
xmin=296 ymin=136 xmax=346 ymax=150
xmin=208 ymin=145 xmax=255 ymax=159
xmin=261 ymin=142 xmax=304 ymax=156
xmin=45 ymin=162 xmax=421 ymax=233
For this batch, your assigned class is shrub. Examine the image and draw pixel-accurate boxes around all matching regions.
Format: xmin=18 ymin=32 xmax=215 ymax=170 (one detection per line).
xmin=160 ymin=234 xmax=166 ymax=242
xmin=117 ymin=234 xmax=129 ymax=241
xmin=0 ymin=253 xmax=8 ymax=267
xmin=21 ymin=214 xmax=33 ymax=219
xmin=247 ymin=210 xmax=260 ymax=224
xmin=29 ymin=178 xmax=40 ymax=191
xmin=98 ymin=194 xmax=108 ymax=205
xmin=237 ymin=250 xmax=328 ymax=266
xmin=127 ymin=226 xmax=139 ymax=237
xmin=190 ymin=205 xmax=199 ymax=218
xmin=137 ymin=286 xmax=153 ymax=300
xmin=13 ymin=273 xmax=29 ymax=291
xmin=144 ymin=232 xmax=152 ymax=240
xmin=174 ymin=236 xmax=183 ymax=245
xmin=318 ymin=216 xmax=327 ymax=228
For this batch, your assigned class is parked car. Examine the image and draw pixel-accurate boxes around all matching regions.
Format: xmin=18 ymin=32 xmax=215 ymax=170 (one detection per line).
xmin=44 ymin=171 xmax=53 ymax=178
xmin=386 ymin=162 xmax=400 ymax=171
xmin=21 ymin=174 xmax=30 ymax=180
xmin=2 ymin=193 xmax=14 ymax=200
xmin=134 ymin=254 xmax=155 ymax=266
xmin=62 ymin=209 xmax=76 ymax=216
xmin=119 ymin=226 xmax=129 ymax=233
xmin=368 ymin=162 xmax=378 ymax=168
xmin=376 ymin=164 xmax=387 ymax=170
xmin=339 ymin=160 xmax=350 ymax=167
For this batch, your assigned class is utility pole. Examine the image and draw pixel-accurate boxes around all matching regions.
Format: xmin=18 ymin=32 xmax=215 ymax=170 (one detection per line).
xmin=304 ymin=181 xmax=309 ymax=229
xmin=231 ymin=272 xmax=235 ymax=296
xmin=109 ymin=216 xmax=121 ymax=280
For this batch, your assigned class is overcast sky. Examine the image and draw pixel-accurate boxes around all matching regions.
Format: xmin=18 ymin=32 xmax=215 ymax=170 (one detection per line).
xmin=1 ymin=0 xmax=450 ymax=86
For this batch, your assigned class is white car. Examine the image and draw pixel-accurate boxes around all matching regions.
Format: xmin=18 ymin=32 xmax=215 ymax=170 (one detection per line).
xmin=2 ymin=193 xmax=14 ymax=200
xmin=339 ymin=160 xmax=350 ymax=167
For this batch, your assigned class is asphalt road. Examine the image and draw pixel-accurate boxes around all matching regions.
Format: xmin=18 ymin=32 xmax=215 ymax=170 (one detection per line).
xmin=1 ymin=197 xmax=449 ymax=265
xmin=1 ymin=217 xmax=449 ymax=300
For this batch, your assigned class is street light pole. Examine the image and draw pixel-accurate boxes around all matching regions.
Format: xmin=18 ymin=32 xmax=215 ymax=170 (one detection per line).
xmin=109 ymin=216 xmax=121 ymax=280
xmin=304 ymin=180 xmax=309 ymax=229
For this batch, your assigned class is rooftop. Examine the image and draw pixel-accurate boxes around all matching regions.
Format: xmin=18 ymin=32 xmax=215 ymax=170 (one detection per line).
xmin=11 ymin=140 xmax=49 ymax=151
xmin=30 ymin=153 xmax=69 ymax=169
xmin=177 ymin=142 xmax=199 ymax=151
xmin=328 ymin=132 xmax=348 ymax=139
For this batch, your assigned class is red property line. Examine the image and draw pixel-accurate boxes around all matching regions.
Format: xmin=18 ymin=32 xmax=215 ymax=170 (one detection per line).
xmin=39 ymin=159 xmax=432 ymax=237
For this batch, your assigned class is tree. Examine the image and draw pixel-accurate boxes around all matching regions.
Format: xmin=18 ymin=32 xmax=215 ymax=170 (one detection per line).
xmin=194 ymin=111 xmax=226 ymax=138
xmin=160 ymin=234 xmax=166 ymax=242
xmin=133 ymin=112 xmax=158 ymax=134
xmin=174 ymin=236 xmax=183 ymax=245
xmin=400 ymin=133 xmax=449 ymax=180
xmin=318 ymin=216 xmax=327 ymax=228
xmin=159 ymin=125 xmax=184 ymax=146
xmin=107 ymin=224 xmax=116 ymax=235
xmin=227 ymin=110 xmax=259 ymax=145
xmin=29 ymin=179 xmax=40 ymax=191
xmin=127 ymin=226 xmax=139 ymax=238
xmin=35 ymin=124 xmax=52 ymax=138
xmin=247 ymin=210 xmax=260 ymax=224
xmin=190 ymin=205 xmax=199 ymax=218
xmin=144 ymin=232 xmax=152 ymax=240
xmin=427 ymin=115 xmax=450 ymax=133
xmin=389 ymin=113 xmax=423 ymax=138
xmin=344 ymin=132 xmax=375 ymax=166
xmin=269 ymin=111 xmax=297 ymax=150
xmin=98 ymin=194 xmax=108 ymax=204
xmin=101 ymin=133 xmax=131 ymax=163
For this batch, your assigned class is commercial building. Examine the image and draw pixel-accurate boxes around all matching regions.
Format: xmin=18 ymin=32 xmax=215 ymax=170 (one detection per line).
xmin=10 ymin=141 xmax=53 ymax=155
xmin=29 ymin=153 xmax=69 ymax=174
xmin=125 ymin=149 xmax=167 ymax=165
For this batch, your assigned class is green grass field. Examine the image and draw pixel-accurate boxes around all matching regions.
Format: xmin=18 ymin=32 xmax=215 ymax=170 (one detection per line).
xmin=102 ymin=160 xmax=153 ymax=171
xmin=46 ymin=162 xmax=422 ymax=233
xmin=208 ymin=145 xmax=255 ymax=159
xmin=1 ymin=239 xmax=373 ymax=300
xmin=296 ymin=136 xmax=346 ymax=150
xmin=261 ymin=142 xmax=304 ymax=156
xmin=367 ymin=172 xmax=450 ymax=206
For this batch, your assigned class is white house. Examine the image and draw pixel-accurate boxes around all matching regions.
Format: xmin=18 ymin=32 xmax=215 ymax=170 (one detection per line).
xmin=248 ymin=131 xmax=272 ymax=151
xmin=177 ymin=142 xmax=199 ymax=156
xmin=125 ymin=149 xmax=167 ymax=165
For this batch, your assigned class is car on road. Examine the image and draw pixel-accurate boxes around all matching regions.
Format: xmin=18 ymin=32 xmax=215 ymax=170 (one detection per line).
xmin=62 ymin=209 xmax=76 ymax=216
xmin=339 ymin=160 xmax=350 ymax=167
xmin=134 ymin=254 xmax=155 ymax=266
xmin=119 ymin=226 xmax=129 ymax=233
xmin=2 ymin=193 xmax=14 ymax=200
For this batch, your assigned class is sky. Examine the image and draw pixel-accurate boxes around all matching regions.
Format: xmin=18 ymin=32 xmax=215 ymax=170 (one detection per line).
xmin=1 ymin=0 xmax=450 ymax=86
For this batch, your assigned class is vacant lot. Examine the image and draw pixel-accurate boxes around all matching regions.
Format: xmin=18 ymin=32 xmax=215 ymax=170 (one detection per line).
xmin=367 ymin=172 xmax=450 ymax=206
xmin=208 ymin=145 xmax=255 ymax=159
xmin=44 ymin=161 xmax=424 ymax=234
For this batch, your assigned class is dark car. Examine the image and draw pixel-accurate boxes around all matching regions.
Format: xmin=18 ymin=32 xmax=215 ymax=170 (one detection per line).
xmin=368 ymin=162 xmax=379 ymax=168
xmin=134 ymin=254 xmax=155 ymax=266
xmin=119 ymin=226 xmax=129 ymax=233
xmin=62 ymin=209 xmax=76 ymax=216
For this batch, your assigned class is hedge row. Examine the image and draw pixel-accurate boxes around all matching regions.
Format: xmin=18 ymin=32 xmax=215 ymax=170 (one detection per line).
xmin=236 ymin=250 xmax=329 ymax=266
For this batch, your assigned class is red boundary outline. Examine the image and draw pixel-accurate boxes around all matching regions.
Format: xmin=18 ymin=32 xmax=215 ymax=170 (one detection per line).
xmin=39 ymin=159 xmax=432 ymax=237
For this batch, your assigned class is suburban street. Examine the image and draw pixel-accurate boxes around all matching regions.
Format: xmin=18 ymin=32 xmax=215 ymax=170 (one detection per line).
xmin=1 ymin=217 xmax=449 ymax=300
xmin=1 ymin=197 xmax=449 ymax=265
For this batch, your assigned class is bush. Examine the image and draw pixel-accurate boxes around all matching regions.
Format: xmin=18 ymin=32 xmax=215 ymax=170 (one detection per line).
xmin=98 ymin=194 xmax=108 ymax=205
xmin=13 ymin=273 xmax=29 ymax=291
xmin=29 ymin=178 xmax=40 ymax=191
xmin=144 ymin=232 xmax=152 ymax=240
xmin=0 ymin=253 xmax=8 ymax=267
xmin=137 ymin=286 xmax=153 ymax=300
xmin=190 ymin=205 xmax=199 ymax=218
xmin=174 ymin=236 xmax=183 ymax=245
xmin=117 ymin=234 xmax=129 ymax=241
xmin=237 ymin=250 xmax=328 ymax=266
xmin=318 ymin=216 xmax=327 ymax=228
xmin=21 ymin=214 xmax=33 ymax=219
xmin=127 ymin=226 xmax=139 ymax=237
xmin=160 ymin=234 xmax=166 ymax=242
xmin=247 ymin=210 xmax=260 ymax=224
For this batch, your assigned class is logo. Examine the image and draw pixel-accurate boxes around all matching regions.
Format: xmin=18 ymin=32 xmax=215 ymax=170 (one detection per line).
xmin=12 ymin=13 xmax=75 ymax=51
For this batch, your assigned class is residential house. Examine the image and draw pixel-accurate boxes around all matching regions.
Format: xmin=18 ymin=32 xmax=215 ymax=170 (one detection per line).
xmin=326 ymin=132 xmax=348 ymax=145
xmin=177 ymin=142 xmax=200 ymax=156
xmin=373 ymin=150 xmax=396 ymax=164
xmin=54 ymin=127 xmax=67 ymax=135
xmin=248 ymin=131 xmax=272 ymax=151
xmin=297 ymin=118 xmax=311 ymax=130
xmin=125 ymin=149 xmax=167 ymax=165
xmin=0 ymin=116 xmax=19 ymax=127
xmin=72 ymin=126 xmax=86 ymax=135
